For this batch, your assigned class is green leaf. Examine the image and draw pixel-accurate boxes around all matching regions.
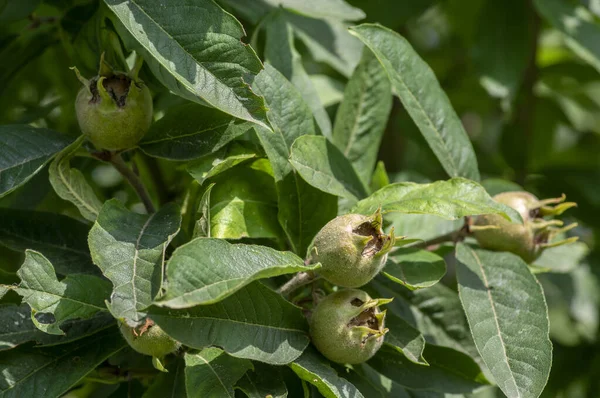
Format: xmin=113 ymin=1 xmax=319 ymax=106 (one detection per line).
xmin=236 ymin=363 xmax=288 ymax=398
xmin=0 ymin=304 xmax=114 ymax=351
xmin=0 ymin=209 xmax=95 ymax=276
xmin=349 ymin=24 xmax=480 ymax=181
xmin=369 ymin=161 xmax=390 ymax=193
xmin=290 ymin=347 xmax=364 ymax=398
xmin=193 ymin=183 xmax=215 ymax=239
xmin=0 ymin=0 xmax=40 ymax=23
xmin=104 ymin=0 xmax=270 ymax=130
xmin=13 ymin=251 xmax=110 ymax=335
xmin=265 ymin=12 xmax=332 ymax=138
xmin=384 ymin=312 xmax=427 ymax=365
xmin=0 ymin=327 xmax=126 ymax=398
xmin=367 ymin=344 xmax=487 ymax=394
xmin=186 ymin=142 xmax=258 ymax=185
xmin=185 ymin=348 xmax=253 ymax=398
xmin=88 ymin=199 xmax=181 ymax=326
xmin=208 ymin=159 xmax=283 ymax=240
xmin=140 ymin=103 xmax=253 ymax=161
xmin=352 ymin=178 xmax=522 ymax=222
xmin=0 ymin=125 xmax=73 ymax=198
xmin=290 ymin=135 xmax=369 ymax=200
xmin=333 ymin=49 xmax=392 ymax=186
xmin=157 ymin=238 xmax=318 ymax=308
xmin=253 ymin=64 xmax=337 ymax=256
xmin=151 ymin=282 xmax=309 ymax=364
xmin=48 ymin=137 xmax=103 ymax=222
xmin=455 ymin=244 xmax=552 ymax=398
xmin=534 ymin=0 xmax=600 ymax=73
xmin=219 ymin=0 xmax=365 ymax=21
xmin=366 ymin=276 xmax=480 ymax=361
xmin=382 ymin=248 xmax=446 ymax=290
xmin=143 ymin=358 xmax=187 ymax=398
xmin=472 ymin=0 xmax=530 ymax=99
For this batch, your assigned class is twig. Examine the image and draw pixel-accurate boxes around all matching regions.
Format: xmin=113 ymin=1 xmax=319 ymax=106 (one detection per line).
xmin=278 ymin=272 xmax=318 ymax=297
xmin=411 ymin=224 xmax=469 ymax=250
xmin=109 ymin=153 xmax=156 ymax=213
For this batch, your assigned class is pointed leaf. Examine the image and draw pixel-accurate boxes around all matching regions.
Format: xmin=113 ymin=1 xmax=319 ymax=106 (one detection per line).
xmin=384 ymin=312 xmax=427 ymax=365
xmin=48 ymin=137 xmax=103 ymax=222
xmin=104 ymin=0 xmax=270 ymax=130
xmin=0 ymin=125 xmax=73 ymax=198
xmin=290 ymin=135 xmax=369 ymax=201
xmin=0 ymin=327 xmax=126 ymax=398
xmin=185 ymin=348 xmax=253 ymax=398
xmin=455 ymin=244 xmax=552 ymax=398
xmin=140 ymin=103 xmax=253 ymax=161
xmin=383 ymin=248 xmax=446 ymax=290
xmin=368 ymin=344 xmax=487 ymax=394
xmin=88 ymin=199 xmax=181 ymax=326
xmin=253 ymin=65 xmax=337 ymax=255
xmin=0 ymin=209 xmax=95 ymax=276
xmin=352 ymin=178 xmax=522 ymax=222
xmin=349 ymin=24 xmax=480 ymax=180
xmin=333 ymin=49 xmax=392 ymax=186
xmin=193 ymin=183 xmax=215 ymax=239
xmin=265 ymin=12 xmax=332 ymax=138
xmin=186 ymin=142 xmax=258 ymax=185
xmin=157 ymin=238 xmax=318 ymax=308
xmin=14 ymin=251 xmax=110 ymax=335
xmin=151 ymin=282 xmax=309 ymax=364
xmin=290 ymin=347 xmax=364 ymax=398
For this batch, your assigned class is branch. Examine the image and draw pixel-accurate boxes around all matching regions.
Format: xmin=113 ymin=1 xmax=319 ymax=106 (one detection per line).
xmin=109 ymin=153 xmax=156 ymax=213
xmin=411 ymin=224 xmax=469 ymax=250
xmin=277 ymin=272 xmax=318 ymax=297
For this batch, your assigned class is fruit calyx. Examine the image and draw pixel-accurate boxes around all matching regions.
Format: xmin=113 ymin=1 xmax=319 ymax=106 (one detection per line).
xmin=347 ymin=296 xmax=391 ymax=344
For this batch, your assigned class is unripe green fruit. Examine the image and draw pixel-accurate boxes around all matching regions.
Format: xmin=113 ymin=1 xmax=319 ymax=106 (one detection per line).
xmin=75 ymin=68 xmax=152 ymax=150
xmin=473 ymin=191 xmax=577 ymax=263
xmin=312 ymin=210 xmax=395 ymax=288
xmin=119 ymin=322 xmax=180 ymax=358
xmin=310 ymin=289 xmax=390 ymax=364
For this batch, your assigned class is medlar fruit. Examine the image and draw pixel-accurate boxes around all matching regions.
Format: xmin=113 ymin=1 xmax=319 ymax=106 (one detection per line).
xmin=311 ymin=210 xmax=395 ymax=288
xmin=310 ymin=289 xmax=390 ymax=364
xmin=119 ymin=321 xmax=180 ymax=358
xmin=472 ymin=191 xmax=577 ymax=263
xmin=74 ymin=57 xmax=152 ymax=150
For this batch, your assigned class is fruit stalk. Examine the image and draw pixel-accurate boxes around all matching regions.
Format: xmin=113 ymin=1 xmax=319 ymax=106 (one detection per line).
xmin=109 ymin=153 xmax=156 ymax=213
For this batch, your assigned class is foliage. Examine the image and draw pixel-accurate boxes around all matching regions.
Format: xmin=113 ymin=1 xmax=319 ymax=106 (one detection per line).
xmin=1 ymin=0 xmax=599 ymax=397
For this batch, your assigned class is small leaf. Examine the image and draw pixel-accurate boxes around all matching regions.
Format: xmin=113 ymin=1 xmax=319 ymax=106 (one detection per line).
xmin=157 ymin=238 xmax=318 ymax=308
xmin=140 ymin=103 xmax=253 ymax=161
xmin=384 ymin=312 xmax=427 ymax=365
xmin=333 ymin=49 xmax=392 ymax=186
xmin=455 ymin=244 xmax=552 ymax=398
xmin=534 ymin=0 xmax=600 ymax=73
xmin=253 ymin=64 xmax=337 ymax=256
xmin=349 ymin=24 xmax=480 ymax=181
xmin=367 ymin=344 xmax=487 ymax=393
xmin=290 ymin=135 xmax=369 ymax=200
xmin=186 ymin=142 xmax=258 ymax=185
xmin=0 ymin=208 xmax=95 ymax=276
xmin=193 ymin=183 xmax=215 ymax=239
xmin=369 ymin=161 xmax=390 ymax=193
xmin=382 ymin=248 xmax=446 ymax=290
xmin=0 ymin=327 xmax=126 ymax=398
xmin=185 ymin=348 xmax=253 ymax=398
xmin=236 ymin=362 xmax=288 ymax=398
xmin=352 ymin=178 xmax=522 ymax=222
xmin=150 ymin=282 xmax=310 ymax=364
xmin=290 ymin=346 xmax=364 ymax=398
xmin=48 ymin=137 xmax=103 ymax=222
xmin=104 ymin=0 xmax=270 ymax=130
xmin=265 ymin=12 xmax=332 ymax=138
xmin=14 ymin=251 xmax=110 ymax=335
xmin=88 ymin=200 xmax=181 ymax=326
xmin=0 ymin=125 xmax=73 ymax=198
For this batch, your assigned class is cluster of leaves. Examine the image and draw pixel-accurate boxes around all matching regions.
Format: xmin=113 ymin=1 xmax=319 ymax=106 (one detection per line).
xmin=0 ymin=0 xmax=599 ymax=398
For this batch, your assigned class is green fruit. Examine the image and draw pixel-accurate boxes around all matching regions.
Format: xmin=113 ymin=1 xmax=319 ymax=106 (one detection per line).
xmin=311 ymin=210 xmax=395 ymax=288
xmin=310 ymin=289 xmax=390 ymax=364
xmin=472 ymin=191 xmax=577 ymax=263
xmin=119 ymin=322 xmax=180 ymax=358
xmin=74 ymin=62 xmax=152 ymax=151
